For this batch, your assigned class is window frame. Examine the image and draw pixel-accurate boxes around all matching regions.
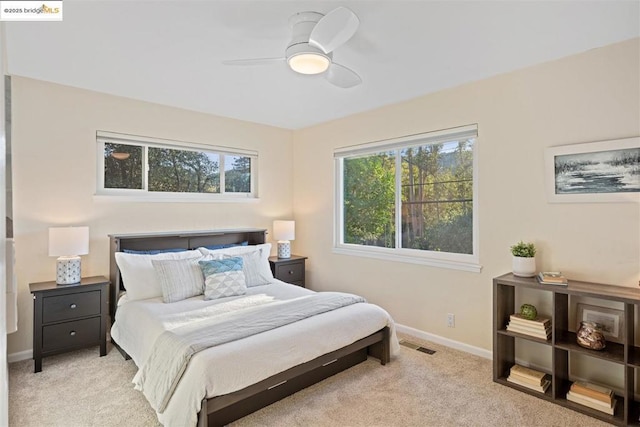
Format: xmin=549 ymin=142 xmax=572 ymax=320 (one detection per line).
xmin=333 ymin=125 xmax=481 ymax=272
xmin=96 ymin=131 xmax=258 ymax=201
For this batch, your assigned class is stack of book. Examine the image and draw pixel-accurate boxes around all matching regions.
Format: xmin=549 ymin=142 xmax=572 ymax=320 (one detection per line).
xmin=566 ymin=381 xmax=616 ymax=415
xmin=537 ymin=271 xmax=568 ymax=285
xmin=507 ymin=364 xmax=550 ymax=393
xmin=506 ymin=313 xmax=551 ymax=340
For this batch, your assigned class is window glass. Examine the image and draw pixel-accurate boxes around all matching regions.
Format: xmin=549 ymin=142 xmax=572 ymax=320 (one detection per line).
xmin=148 ymin=147 xmax=220 ymax=193
xmin=224 ymin=155 xmax=251 ymax=193
xmin=400 ymin=139 xmax=474 ymax=254
xmin=343 ymin=152 xmax=396 ymax=248
xmin=104 ymin=143 xmax=143 ymax=189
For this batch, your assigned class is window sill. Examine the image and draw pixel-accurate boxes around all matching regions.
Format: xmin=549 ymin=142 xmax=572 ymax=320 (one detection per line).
xmin=332 ymin=246 xmax=482 ymax=273
xmin=93 ymin=194 xmax=260 ymax=203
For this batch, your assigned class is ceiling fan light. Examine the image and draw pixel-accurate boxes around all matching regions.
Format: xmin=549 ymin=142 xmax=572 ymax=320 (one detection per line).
xmin=288 ymin=53 xmax=330 ymax=75
xmin=111 ymin=152 xmax=131 ymax=160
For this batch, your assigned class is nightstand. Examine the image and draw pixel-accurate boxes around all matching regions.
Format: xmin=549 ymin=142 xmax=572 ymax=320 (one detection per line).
xmin=269 ymin=255 xmax=307 ymax=287
xmin=30 ymin=276 xmax=109 ymax=373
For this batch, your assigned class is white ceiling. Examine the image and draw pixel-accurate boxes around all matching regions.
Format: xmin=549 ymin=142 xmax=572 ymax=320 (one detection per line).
xmin=5 ymin=1 xmax=639 ymax=130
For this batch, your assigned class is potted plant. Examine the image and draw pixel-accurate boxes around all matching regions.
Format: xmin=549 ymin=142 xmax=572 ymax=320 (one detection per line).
xmin=510 ymin=241 xmax=536 ymax=277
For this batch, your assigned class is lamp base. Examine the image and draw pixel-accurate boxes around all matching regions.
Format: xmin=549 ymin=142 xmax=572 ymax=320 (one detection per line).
xmin=56 ymin=256 xmax=82 ymax=285
xmin=277 ymin=241 xmax=291 ymax=259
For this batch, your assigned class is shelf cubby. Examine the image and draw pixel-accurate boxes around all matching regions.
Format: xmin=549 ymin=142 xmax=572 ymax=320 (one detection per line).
xmin=555 ymin=330 xmax=625 ymax=364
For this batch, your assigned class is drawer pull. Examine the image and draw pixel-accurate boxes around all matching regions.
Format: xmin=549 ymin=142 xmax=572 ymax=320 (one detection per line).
xmin=288 ymin=270 xmax=294 ymax=275
xmin=267 ymin=380 xmax=287 ymax=390
xmin=69 ymin=331 xmax=76 ymax=336
xmin=322 ymin=359 xmax=338 ymax=367
xmin=70 ymin=303 xmax=77 ymax=309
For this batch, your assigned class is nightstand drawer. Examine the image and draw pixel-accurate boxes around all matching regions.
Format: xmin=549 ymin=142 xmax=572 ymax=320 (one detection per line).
xmin=42 ymin=317 xmax=101 ymax=351
xmin=42 ymin=290 xmax=101 ymax=323
xmin=274 ymin=263 xmax=304 ymax=283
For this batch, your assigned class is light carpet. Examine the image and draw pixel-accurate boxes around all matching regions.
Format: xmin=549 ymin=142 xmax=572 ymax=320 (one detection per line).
xmin=9 ymin=335 xmax=609 ymax=427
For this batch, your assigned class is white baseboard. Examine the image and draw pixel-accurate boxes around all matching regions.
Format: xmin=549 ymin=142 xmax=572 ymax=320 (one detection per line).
xmin=396 ymin=323 xmax=492 ymax=360
xmin=8 ymin=349 xmax=32 ymax=363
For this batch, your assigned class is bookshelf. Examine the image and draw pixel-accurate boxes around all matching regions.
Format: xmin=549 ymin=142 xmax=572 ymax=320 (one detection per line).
xmin=493 ymin=273 xmax=639 ymax=426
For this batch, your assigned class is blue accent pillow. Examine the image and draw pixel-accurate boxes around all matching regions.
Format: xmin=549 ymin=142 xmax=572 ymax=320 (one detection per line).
xmin=199 ymin=257 xmax=247 ymax=300
xmin=123 ymin=248 xmax=189 ymax=255
xmin=202 ymin=241 xmax=249 ymax=250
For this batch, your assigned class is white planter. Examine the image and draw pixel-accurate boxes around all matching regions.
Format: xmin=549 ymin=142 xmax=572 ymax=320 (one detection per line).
xmin=512 ymin=256 xmax=536 ymax=277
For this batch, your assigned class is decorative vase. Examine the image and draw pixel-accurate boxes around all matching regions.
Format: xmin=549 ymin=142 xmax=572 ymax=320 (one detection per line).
xmin=512 ymin=256 xmax=536 ymax=277
xmin=576 ymin=321 xmax=606 ymax=350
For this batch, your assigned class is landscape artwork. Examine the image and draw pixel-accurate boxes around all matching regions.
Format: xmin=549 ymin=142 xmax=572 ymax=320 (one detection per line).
xmin=545 ymin=137 xmax=640 ymax=203
xmin=554 ymin=148 xmax=639 ymax=194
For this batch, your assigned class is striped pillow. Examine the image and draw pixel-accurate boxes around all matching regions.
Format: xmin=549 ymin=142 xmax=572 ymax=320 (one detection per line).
xmin=151 ymin=257 xmax=205 ymax=303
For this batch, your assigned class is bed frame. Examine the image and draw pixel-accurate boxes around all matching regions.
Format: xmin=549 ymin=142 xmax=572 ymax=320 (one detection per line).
xmin=108 ymin=229 xmax=390 ymax=427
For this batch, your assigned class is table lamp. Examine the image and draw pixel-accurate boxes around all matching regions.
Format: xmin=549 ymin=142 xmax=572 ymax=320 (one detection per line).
xmin=49 ymin=226 xmax=89 ymax=285
xmin=273 ymin=220 xmax=295 ymax=259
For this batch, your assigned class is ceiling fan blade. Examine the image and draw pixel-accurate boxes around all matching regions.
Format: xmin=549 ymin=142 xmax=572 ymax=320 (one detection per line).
xmin=326 ymin=62 xmax=362 ymax=88
xmin=309 ymin=7 xmax=359 ymax=54
xmin=222 ymin=58 xmax=285 ymax=66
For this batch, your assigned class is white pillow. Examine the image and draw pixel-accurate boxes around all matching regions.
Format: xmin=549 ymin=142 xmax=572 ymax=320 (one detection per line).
xmin=198 ymin=243 xmax=274 ymax=287
xmin=152 ymin=257 xmax=205 ymax=303
xmin=115 ymin=250 xmax=203 ymax=301
xmin=197 ymin=242 xmax=270 ymax=257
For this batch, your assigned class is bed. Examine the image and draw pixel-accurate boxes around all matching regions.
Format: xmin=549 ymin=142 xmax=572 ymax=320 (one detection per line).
xmin=108 ymin=229 xmax=399 ymax=427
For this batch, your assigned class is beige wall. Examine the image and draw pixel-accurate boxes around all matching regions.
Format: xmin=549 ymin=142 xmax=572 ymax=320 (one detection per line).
xmin=7 ymin=78 xmax=293 ymax=354
xmin=292 ymin=38 xmax=640 ymax=351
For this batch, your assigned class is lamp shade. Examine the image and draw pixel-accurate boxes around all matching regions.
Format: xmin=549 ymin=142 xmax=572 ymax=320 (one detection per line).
xmin=48 ymin=226 xmax=89 ymax=256
xmin=273 ymin=220 xmax=295 ymax=241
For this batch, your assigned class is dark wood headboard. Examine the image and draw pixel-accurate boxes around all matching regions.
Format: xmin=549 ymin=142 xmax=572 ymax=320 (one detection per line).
xmin=108 ymin=228 xmax=267 ymax=319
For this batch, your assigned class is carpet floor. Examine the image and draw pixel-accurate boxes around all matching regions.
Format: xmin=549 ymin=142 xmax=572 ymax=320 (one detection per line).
xmin=9 ymin=335 xmax=610 ymax=427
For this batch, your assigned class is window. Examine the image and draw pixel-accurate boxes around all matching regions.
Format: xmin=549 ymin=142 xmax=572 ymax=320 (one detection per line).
xmin=97 ymin=131 xmax=257 ymax=199
xmin=334 ymin=125 xmax=479 ymax=272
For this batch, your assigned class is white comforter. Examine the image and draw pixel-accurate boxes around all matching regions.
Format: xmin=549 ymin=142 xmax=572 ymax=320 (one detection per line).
xmin=111 ymin=280 xmax=400 ymax=427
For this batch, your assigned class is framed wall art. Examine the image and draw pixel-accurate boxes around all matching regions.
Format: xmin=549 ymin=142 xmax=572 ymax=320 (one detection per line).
xmin=576 ymin=303 xmax=624 ymax=344
xmin=545 ymin=137 xmax=640 ymax=203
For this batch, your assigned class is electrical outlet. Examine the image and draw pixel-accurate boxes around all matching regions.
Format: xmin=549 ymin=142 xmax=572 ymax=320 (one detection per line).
xmin=447 ymin=313 xmax=455 ymax=328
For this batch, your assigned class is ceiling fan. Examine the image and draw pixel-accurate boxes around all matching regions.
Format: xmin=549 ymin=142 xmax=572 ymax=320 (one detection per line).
xmin=223 ymin=7 xmax=362 ymax=88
